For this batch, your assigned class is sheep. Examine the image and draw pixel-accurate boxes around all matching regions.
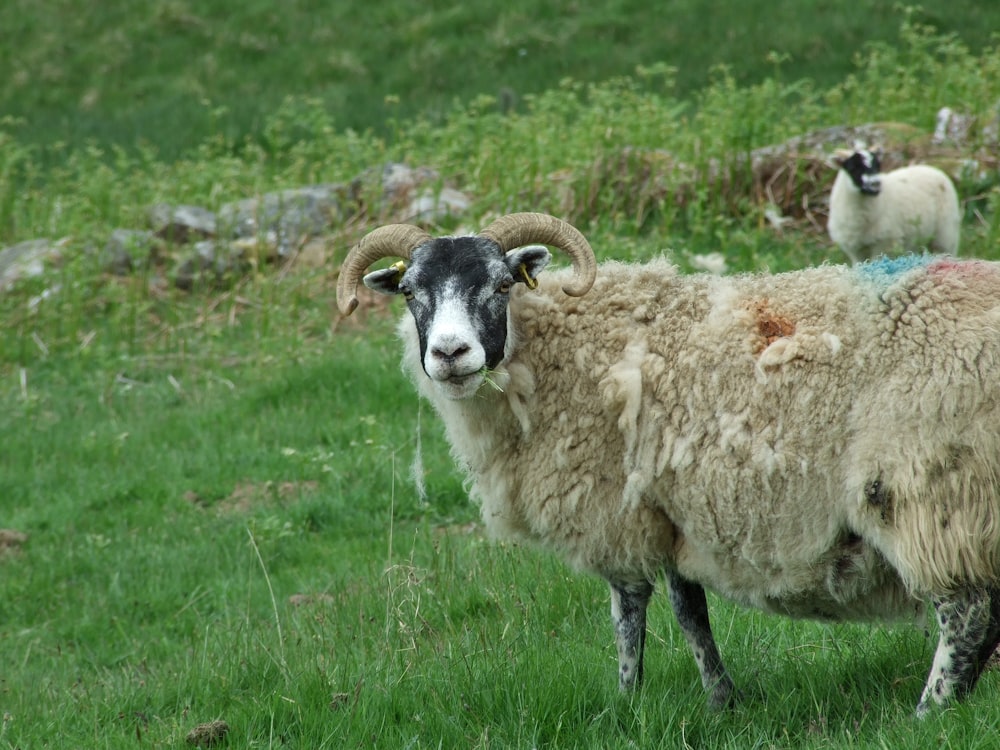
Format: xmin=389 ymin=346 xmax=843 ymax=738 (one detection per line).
xmin=337 ymin=212 xmax=1000 ymax=716
xmin=827 ymin=144 xmax=961 ymax=263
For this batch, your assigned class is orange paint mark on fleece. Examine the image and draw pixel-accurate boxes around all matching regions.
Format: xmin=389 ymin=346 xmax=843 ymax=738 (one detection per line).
xmin=746 ymin=298 xmax=796 ymax=354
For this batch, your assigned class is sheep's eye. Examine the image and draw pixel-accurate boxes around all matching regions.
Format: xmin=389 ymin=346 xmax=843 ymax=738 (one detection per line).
xmin=497 ymin=281 xmax=512 ymax=295
xmin=400 ymin=286 xmax=415 ymax=301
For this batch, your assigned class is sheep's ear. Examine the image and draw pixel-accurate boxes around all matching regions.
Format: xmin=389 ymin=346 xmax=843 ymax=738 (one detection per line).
xmin=363 ymin=265 xmax=406 ymax=296
xmin=832 ymin=149 xmax=852 ymax=167
xmin=505 ymin=244 xmax=551 ymax=287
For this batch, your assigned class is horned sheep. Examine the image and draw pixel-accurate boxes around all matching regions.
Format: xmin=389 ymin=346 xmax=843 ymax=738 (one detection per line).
xmin=338 ymin=212 xmax=1000 ymax=716
xmin=827 ymin=144 xmax=961 ymax=263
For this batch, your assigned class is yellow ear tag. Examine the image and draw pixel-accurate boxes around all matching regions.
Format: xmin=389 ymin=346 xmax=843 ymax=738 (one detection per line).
xmin=391 ymin=260 xmax=407 ymax=283
xmin=519 ymin=263 xmax=539 ymax=290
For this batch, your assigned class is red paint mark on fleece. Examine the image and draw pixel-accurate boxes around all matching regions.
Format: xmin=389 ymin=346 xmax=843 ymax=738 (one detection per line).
xmin=927 ymin=258 xmax=996 ymax=279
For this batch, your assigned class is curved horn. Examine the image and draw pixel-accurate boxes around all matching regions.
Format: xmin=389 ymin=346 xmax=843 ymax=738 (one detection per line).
xmin=479 ymin=212 xmax=597 ymax=297
xmin=337 ymin=224 xmax=432 ymax=316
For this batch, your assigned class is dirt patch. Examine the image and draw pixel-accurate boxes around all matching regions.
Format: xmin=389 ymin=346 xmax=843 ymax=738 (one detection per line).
xmin=185 ymin=720 xmax=229 ymax=747
xmin=0 ymin=529 xmax=27 ymax=558
xmin=330 ymin=681 xmax=363 ymax=711
xmin=288 ymin=592 xmax=335 ymax=607
xmin=184 ymin=480 xmax=319 ymax=515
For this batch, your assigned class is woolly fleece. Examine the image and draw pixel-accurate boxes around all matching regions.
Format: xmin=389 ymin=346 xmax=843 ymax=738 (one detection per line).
xmin=398 ymin=255 xmax=1000 ymax=622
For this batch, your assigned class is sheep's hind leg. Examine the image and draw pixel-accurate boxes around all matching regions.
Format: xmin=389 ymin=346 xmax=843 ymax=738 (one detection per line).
xmin=916 ymin=585 xmax=1000 ymax=717
xmin=666 ymin=569 xmax=738 ymax=709
xmin=610 ymin=580 xmax=653 ymax=690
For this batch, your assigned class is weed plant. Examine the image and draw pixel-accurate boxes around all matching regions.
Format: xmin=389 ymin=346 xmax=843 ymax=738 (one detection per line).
xmin=1 ymin=15 xmax=1000 ymax=749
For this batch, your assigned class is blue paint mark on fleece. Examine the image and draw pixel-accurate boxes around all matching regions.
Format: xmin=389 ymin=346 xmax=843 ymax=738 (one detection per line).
xmin=856 ymin=254 xmax=935 ymax=284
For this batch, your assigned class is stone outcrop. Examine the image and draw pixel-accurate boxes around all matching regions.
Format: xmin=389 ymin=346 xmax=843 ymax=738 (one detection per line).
xmin=0 ymin=118 xmax=988 ymax=295
xmin=0 ymin=163 xmax=473 ymax=293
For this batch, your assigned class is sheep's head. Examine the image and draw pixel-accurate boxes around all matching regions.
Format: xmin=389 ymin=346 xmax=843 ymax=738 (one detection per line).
xmin=337 ymin=213 xmax=597 ymax=400
xmin=833 ymin=144 xmax=883 ymax=196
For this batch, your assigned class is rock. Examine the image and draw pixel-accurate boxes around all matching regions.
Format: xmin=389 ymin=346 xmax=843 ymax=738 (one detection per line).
xmin=148 ymin=203 xmax=218 ymax=242
xmin=748 ymin=122 xmax=925 ymax=169
xmin=291 ymin=236 xmax=329 ymax=269
xmin=174 ymin=241 xmax=217 ymax=291
xmin=173 ymin=240 xmax=250 ymax=291
xmin=217 ymin=184 xmax=351 ymax=257
xmin=103 ymin=229 xmax=161 ymax=275
xmin=380 ymin=163 xmax=440 ymax=203
xmin=0 ymin=239 xmax=63 ymax=290
xmin=352 ymin=163 xmax=475 ymax=224
xmin=404 ymin=185 xmax=473 ymax=223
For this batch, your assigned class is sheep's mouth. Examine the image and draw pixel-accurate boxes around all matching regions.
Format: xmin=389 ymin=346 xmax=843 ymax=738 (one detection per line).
xmin=860 ymin=175 xmax=882 ymax=196
xmin=433 ymin=371 xmax=485 ymax=399
xmin=445 ymin=372 xmax=479 ymax=386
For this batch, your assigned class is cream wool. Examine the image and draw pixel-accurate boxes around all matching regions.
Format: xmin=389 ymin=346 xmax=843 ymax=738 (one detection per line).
xmin=406 ymin=255 xmax=1000 ymax=599
xmin=339 ymin=214 xmax=1000 ymax=716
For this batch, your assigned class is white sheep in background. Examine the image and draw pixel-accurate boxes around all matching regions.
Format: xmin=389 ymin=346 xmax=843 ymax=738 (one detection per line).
xmin=338 ymin=213 xmax=1000 ymax=716
xmin=827 ymin=144 xmax=961 ymax=263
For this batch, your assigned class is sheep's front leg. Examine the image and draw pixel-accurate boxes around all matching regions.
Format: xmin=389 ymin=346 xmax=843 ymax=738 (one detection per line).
xmin=610 ymin=580 xmax=653 ymax=690
xmin=666 ymin=569 xmax=738 ymax=710
xmin=916 ymin=585 xmax=1000 ymax=717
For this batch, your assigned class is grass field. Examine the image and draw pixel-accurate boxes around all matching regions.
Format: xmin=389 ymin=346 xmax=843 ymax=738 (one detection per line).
xmin=3 ymin=0 xmax=1000 ymax=160
xmin=2 ymin=4 xmax=1000 ymax=748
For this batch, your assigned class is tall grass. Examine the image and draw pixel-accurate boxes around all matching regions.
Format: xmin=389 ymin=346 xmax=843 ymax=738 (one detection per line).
xmin=3 ymin=0 xmax=1000 ymax=161
xmin=2 ymin=16 xmax=1000 ymax=749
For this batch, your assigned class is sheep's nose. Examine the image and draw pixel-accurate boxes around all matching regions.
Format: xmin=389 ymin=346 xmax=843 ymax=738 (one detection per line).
xmin=431 ymin=343 xmax=471 ymax=362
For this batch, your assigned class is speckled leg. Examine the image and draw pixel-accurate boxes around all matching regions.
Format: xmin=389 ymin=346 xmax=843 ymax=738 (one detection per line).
xmin=610 ymin=580 xmax=653 ymax=690
xmin=916 ymin=586 xmax=1000 ymax=717
xmin=667 ymin=569 xmax=738 ymax=710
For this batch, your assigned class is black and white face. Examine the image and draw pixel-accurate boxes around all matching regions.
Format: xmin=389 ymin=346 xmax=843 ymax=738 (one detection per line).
xmin=363 ymin=236 xmax=551 ymax=399
xmin=838 ymin=148 xmax=883 ymax=196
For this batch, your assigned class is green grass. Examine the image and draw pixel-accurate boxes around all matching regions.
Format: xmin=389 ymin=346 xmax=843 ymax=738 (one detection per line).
xmin=3 ymin=6 xmax=1000 ymax=749
xmin=3 ymin=0 xmax=1000 ymax=161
